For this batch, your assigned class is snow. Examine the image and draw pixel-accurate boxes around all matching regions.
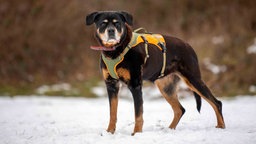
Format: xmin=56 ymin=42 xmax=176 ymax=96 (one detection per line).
xmin=211 ymin=36 xmax=224 ymax=45
xmin=36 ymin=83 xmax=73 ymax=95
xmin=247 ymin=38 xmax=256 ymax=54
xmin=249 ymin=85 xmax=256 ymax=93
xmin=92 ymin=84 xmax=162 ymax=100
xmin=0 ymin=95 xmax=256 ymax=144
xmin=36 ymin=83 xmax=79 ymax=95
xmin=92 ymin=82 xmax=190 ymax=100
xmin=203 ymin=58 xmax=227 ymax=74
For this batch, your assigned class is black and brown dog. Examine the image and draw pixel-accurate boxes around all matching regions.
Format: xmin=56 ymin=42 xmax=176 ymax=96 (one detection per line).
xmin=86 ymin=11 xmax=225 ymax=135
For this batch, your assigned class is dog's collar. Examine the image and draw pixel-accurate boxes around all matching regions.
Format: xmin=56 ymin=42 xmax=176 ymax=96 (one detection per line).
xmin=90 ymin=46 xmax=117 ymax=51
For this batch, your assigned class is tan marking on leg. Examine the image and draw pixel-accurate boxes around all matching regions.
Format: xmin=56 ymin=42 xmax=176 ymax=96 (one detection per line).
xmin=107 ymin=96 xmax=118 ymax=134
xmin=155 ymin=75 xmax=184 ymax=129
xmin=132 ymin=108 xmax=144 ymax=136
xmin=178 ymin=74 xmax=225 ymax=128
xmin=117 ymin=68 xmax=131 ymax=81
xmin=102 ymin=68 xmax=109 ymax=80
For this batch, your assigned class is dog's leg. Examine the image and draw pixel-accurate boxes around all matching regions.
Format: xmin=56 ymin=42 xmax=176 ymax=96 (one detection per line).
xmin=128 ymin=84 xmax=144 ymax=135
xmin=155 ymin=74 xmax=185 ymax=129
xmin=180 ymin=73 xmax=225 ymax=128
xmin=105 ymin=79 xmax=120 ymax=134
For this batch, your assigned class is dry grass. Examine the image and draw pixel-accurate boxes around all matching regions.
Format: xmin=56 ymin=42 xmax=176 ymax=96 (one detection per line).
xmin=0 ymin=0 xmax=255 ymax=96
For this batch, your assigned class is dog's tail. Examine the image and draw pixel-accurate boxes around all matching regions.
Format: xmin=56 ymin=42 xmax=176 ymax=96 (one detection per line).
xmin=193 ymin=92 xmax=201 ymax=113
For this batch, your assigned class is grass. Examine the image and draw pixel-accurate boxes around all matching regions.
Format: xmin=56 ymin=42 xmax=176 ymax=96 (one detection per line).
xmin=0 ymin=78 xmax=101 ymax=98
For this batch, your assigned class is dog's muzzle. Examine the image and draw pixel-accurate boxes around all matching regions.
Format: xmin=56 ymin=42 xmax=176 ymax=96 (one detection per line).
xmin=107 ymin=28 xmax=115 ymax=39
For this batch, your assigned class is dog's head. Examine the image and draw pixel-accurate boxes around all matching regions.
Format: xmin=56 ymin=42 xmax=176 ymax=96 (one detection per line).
xmin=86 ymin=11 xmax=133 ymax=48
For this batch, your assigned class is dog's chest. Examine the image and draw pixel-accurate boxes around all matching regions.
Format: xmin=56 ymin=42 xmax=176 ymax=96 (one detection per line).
xmin=102 ymin=55 xmax=123 ymax=79
xmin=102 ymin=66 xmax=131 ymax=82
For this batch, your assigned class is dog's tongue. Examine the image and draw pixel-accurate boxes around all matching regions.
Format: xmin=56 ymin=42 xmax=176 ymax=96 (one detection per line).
xmin=90 ymin=46 xmax=116 ymax=51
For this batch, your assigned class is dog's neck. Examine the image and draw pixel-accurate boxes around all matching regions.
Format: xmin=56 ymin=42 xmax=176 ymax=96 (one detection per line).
xmin=99 ymin=24 xmax=133 ymax=59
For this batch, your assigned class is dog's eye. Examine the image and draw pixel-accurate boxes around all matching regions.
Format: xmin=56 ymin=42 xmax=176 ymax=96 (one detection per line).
xmin=100 ymin=22 xmax=107 ymax=26
xmin=112 ymin=19 xmax=120 ymax=25
xmin=114 ymin=21 xmax=120 ymax=27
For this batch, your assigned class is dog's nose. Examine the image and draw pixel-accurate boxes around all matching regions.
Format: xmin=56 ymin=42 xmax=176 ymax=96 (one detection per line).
xmin=108 ymin=29 xmax=115 ymax=36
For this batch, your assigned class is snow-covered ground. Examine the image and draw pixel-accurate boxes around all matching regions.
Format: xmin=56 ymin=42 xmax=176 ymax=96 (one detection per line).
xmin=0 ymin=95 xmax=256 ymax=144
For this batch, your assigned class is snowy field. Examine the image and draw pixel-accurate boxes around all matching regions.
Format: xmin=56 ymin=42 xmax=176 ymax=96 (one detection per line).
xmin=0 ymin=95 xmax=256 ymax=144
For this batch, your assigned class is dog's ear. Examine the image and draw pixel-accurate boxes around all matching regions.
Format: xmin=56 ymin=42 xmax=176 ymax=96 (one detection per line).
xmin=86 ymin=12 xmax=98 ymax=25
xmin=119 ymin=11 xmax=133 ymax=26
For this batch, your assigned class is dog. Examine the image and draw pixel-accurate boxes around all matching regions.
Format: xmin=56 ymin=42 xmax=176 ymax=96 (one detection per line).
xmin=86 ymin=11 xmax=225 ymax=135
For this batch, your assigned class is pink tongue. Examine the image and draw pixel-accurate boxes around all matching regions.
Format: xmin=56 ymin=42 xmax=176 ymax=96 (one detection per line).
xmin=90 ymin=46 xmax=116 ymax=51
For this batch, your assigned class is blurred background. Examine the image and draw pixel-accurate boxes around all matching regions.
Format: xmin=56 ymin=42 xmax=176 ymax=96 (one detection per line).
xmin=0 ymin=0 xmax=255 ymax=97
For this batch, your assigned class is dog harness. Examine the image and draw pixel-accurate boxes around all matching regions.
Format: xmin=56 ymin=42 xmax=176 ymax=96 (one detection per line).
xmin=102 ymin=30 xmax=167 ymax=79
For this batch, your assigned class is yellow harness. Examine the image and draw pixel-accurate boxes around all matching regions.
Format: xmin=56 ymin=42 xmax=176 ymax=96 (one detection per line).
xmin=102 ymin=30 xmax=166 ymax=79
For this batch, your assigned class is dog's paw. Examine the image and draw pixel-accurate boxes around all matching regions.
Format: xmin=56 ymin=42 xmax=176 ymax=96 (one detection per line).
xmin=131 ymin=132 xmax=142 ymax=136
xmin=131 ymin=130 xmax=142 ymax=136
xmin=216 ymin=124 xmax=226 ymax=129
xmin=106 ymin=128 xmax=116 ymax=134
xmin=100 ymin=130 xmax=113 ymax=136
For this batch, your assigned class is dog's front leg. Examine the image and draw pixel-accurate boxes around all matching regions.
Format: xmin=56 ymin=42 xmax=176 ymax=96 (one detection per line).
xmin=128 ymin=83 xmax=144 ymax=136
xmin=105 ymin=79 xmax=120 ymax=134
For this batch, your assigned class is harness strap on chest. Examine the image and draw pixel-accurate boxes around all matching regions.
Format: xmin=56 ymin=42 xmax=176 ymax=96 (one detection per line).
xmin=102 ymin=46 xmax=131 ymax=79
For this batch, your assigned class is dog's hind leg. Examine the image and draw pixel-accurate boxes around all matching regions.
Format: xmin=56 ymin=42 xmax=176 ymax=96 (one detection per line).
xmin=179 ymin=72 xmax=225 ymax=129
xmin=155 ymin=74 xmax=185 ymax=129
xmin=105 ymin=79 xmax=120 ymax=134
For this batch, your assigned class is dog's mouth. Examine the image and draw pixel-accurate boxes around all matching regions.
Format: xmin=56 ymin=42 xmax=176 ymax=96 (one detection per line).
xmin=102 ymin=38 xmax=120 ymax=47
xmin=91 ymin=38 xmax=119 ymax=51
